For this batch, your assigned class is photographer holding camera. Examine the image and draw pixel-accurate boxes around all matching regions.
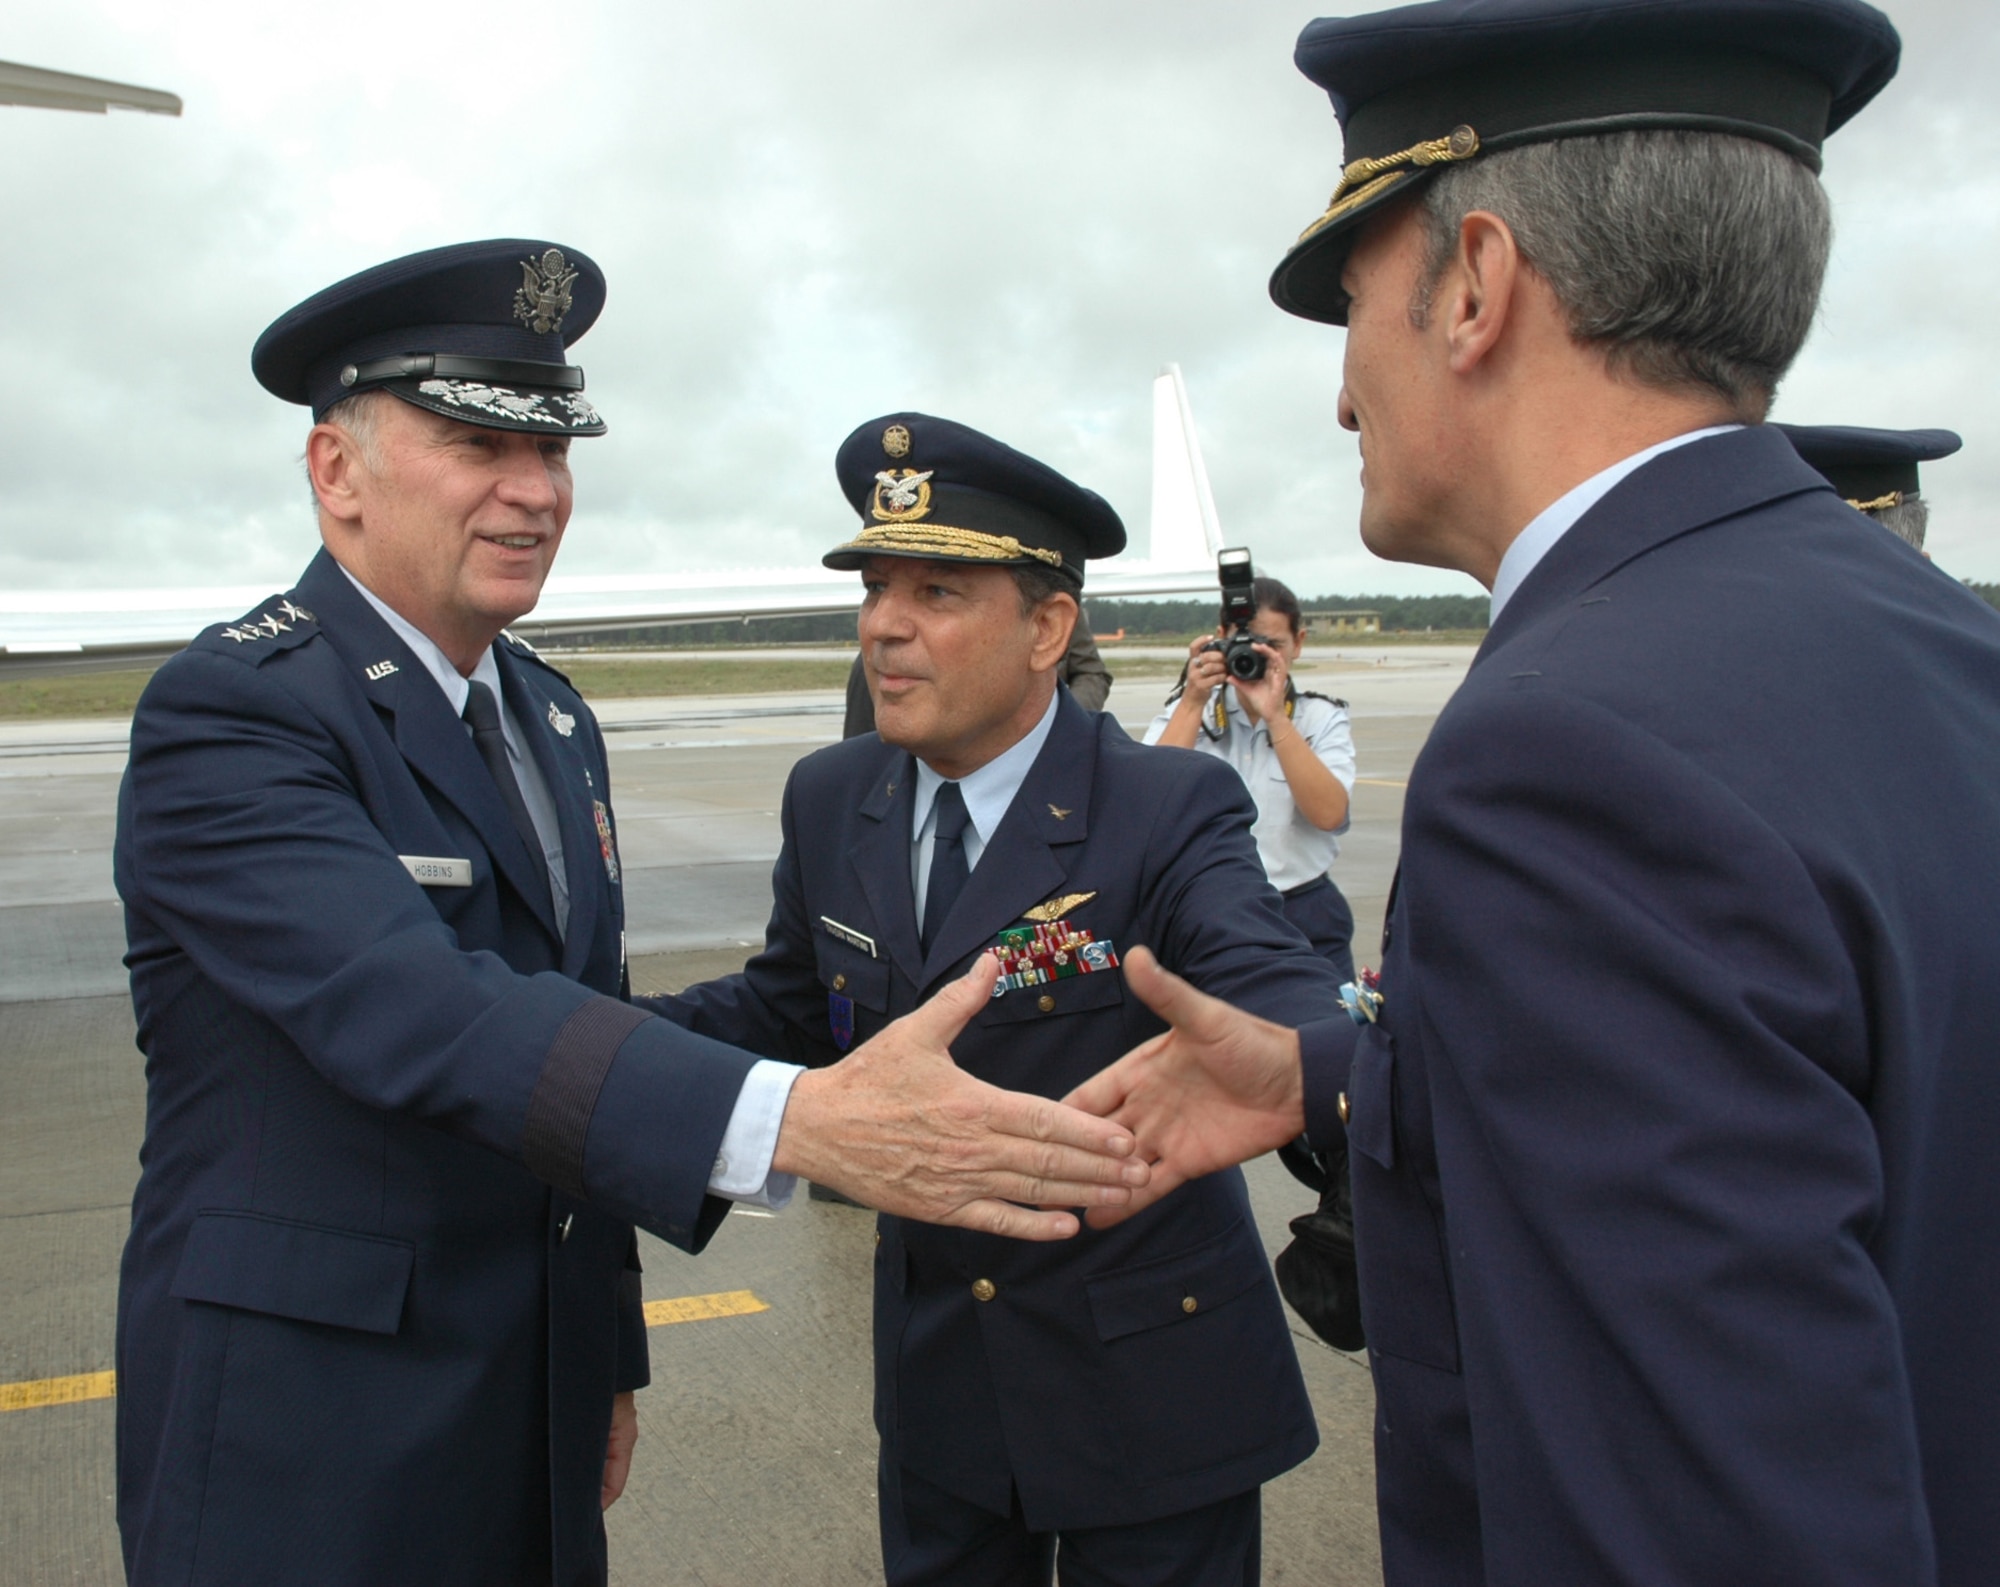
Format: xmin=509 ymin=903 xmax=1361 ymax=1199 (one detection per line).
xmin=1143 ymin=558 xmax=1358 ymax=981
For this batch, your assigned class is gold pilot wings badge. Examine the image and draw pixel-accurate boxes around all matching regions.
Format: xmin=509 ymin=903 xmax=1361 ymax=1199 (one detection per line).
xmin=1021 ymin=892 xmax=1096 ymax=924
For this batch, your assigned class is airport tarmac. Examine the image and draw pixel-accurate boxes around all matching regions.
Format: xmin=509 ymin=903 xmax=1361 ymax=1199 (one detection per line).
xmin=0 ymin=644 xmax=1473 ymax=1586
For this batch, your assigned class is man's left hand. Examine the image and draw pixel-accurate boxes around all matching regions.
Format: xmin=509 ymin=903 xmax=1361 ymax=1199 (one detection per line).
xmin=602 ymin=1391 xmax=637 ymax=1511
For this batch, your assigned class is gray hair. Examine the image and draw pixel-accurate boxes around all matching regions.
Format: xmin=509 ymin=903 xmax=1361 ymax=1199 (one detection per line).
xmin=1413 ymin=130 xmax=1832 ymax=415
xmin=1868 ymin=495 xmax=1929 ymax=551
xmin=1010 ymin=562 xmax=1079 ymax=618
xmin=303 ymin=389 xmax=393 ymax=502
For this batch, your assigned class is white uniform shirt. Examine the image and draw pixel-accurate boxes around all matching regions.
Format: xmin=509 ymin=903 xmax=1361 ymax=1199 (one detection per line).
xmin=340 ymin=565 xmax=797 ymax=1208
xmin=1144 ymin=687 xmax=1356 ymax=893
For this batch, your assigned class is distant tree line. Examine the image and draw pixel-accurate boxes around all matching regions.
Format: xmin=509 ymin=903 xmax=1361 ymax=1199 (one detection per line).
xmin=1964 ymin=583 xmax=2000 ymax=614
xmin=1083 ymin=592 xmax=1491 ymax=634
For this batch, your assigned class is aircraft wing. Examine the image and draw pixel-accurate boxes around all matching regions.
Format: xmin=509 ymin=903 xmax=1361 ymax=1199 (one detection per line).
xmin=0 ymin=366 xmax=1223 ymax=673
xmin=0 ymin=61 xmax=181 ymax=116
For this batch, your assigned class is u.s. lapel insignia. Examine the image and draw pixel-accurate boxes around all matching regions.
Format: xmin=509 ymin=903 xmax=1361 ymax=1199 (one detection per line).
xmin=514 ymin=248 xmax=578 ymax=335
xmin=1022 ymin=892 xmax=1096 ymax=924
xmin=872 ymin=469 xmax=933 ymax=522
xmin=592 ymin=800 xmax=620 ymax=885
xmin=547 ymin=700 xmax=575 ymax=737
xmin=1047 ymin=804 xmax=1071 ymax=821
xmin=365 ymin=659 xmax=398 ymax=681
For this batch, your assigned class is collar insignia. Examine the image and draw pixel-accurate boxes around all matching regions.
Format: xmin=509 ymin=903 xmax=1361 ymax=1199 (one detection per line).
xmin=514 ymin=248 xmax=579 ymax=335
xmin=1022 ymin=891 xmax=1096 ymax=924
xmin=1047 ymin=804 xmax=1071 ymax=821
xmin=883 ymin=424 xmax=912 ymax=458
xmin=547 ymin=700 xmax=575 ymax=737
xmin=872 ymin=469 xmax=934 ymax=522
xmin=365 ymin=659 xmax=398 ymax=681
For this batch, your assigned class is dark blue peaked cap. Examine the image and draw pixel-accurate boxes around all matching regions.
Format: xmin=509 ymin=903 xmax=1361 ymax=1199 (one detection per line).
xmin=1271 ymin=0 xmax=1902 ymax=324
xmin=251 ymin=239 xmax=609 ymax=435
xmin=1773 ymin=424 xmax=1962 ymax=505
xmin=825 ymin=414 xmax=1126 ymax=588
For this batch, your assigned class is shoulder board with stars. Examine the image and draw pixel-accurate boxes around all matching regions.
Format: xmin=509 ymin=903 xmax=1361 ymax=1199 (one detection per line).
xmin=1296 ymin=689 xmax=1349 ymax=710
xmin=198 ymin=597 xmax=320 ymax=663
xmin=500 ymin=629 xmax=577 ymax=689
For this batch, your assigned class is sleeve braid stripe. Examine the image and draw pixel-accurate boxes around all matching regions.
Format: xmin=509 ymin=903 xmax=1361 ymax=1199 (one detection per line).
xmin=522 ymin=998 xmax=652 ymax=1197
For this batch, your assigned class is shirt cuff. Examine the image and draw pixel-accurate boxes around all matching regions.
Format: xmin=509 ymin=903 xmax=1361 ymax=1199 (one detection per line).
xmin=707 ymin=1059 xmax=805 ymax=1209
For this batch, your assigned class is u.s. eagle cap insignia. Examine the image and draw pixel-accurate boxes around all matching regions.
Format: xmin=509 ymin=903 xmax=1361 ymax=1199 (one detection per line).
xmin=514 ymin=248 xmax=579 ymax=335
xmin=872 ymin=469 xmax=933 ymax=522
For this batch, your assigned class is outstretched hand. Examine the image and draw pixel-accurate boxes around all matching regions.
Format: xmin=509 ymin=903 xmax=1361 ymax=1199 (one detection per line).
xmin=772 ymin=954 xmax=1149 ymax=1240
xmin=1063 ymin=947 xmax=1306 ymax=1228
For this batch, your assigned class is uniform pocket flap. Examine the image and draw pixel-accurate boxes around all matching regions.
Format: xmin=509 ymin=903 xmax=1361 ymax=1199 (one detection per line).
xmin=170 ymin=1210 xmax=415 ymax=1336
xmin=977 ymin=965 xmax=1124 ymax=1027
xmin=814 ymin=933 xmax=891 ymax=1012
xmin=1085 ymin=1222 xmax=1268 ymax=1343
xmin=1348 ymin=1024 xmax=1396 ymax=1170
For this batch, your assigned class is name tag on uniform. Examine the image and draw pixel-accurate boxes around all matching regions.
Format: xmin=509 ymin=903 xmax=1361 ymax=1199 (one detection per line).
xmin=819 ymin=916 xmax=878 ymax=958
xmin=399 ymin=855 xmax=472 ymax=887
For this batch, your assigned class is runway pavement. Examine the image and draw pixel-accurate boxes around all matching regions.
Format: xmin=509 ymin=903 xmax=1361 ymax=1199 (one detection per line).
xmin=0 ymin=646 xmax=1471 ymax=1585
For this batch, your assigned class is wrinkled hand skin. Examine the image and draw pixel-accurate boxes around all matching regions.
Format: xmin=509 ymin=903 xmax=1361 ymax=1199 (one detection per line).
xmin=772 ymin=954 xmax=1148 ymax=1240
xmin=602 ymin=1391 xmax=637 ymax=1511
xmin=1064 ymin=947 xmax=1305 ymax=1230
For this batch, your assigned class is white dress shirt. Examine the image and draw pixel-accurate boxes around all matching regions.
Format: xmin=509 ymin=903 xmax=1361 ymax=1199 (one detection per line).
xmin=1488 ymin=426 xmax=1742 ymax=623
xmin=909 ymin=689 xmax=1062 ymax=930
xmin=340 ymin=565 xmax=797 ymax=1208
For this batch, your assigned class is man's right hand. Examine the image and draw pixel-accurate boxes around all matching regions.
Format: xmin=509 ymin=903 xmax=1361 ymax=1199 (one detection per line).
xmin=771 ymin=955 xmax=1149 ymax=1240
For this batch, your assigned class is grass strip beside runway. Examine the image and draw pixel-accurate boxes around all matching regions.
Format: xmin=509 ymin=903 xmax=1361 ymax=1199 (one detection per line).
xmin=0 ymin=1292 xmax=770 ymax=1412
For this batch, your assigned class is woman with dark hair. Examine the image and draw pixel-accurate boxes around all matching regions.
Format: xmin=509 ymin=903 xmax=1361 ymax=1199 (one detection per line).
xmin=1144 ymin=574 xmax=1359 ymax=980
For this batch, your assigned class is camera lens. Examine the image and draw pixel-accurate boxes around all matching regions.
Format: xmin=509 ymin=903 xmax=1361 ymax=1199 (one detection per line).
xmin=1225 ymin=636 xmax=1266 ymax=681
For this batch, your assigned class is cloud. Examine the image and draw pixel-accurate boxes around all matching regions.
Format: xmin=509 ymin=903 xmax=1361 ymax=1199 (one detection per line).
xmin=0 ymin=0 xmax=1989 ymax=604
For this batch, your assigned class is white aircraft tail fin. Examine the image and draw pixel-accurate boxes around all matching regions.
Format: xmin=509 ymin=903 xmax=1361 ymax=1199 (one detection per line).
xmin=1147 ymin=364 xmax=1224 ymax=568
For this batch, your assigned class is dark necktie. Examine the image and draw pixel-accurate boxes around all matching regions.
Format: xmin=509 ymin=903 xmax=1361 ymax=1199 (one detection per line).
xmin=920 ymin=781 xmax=971 ymax=955
xmin=462 ymin=680 xmax=551 ymax=907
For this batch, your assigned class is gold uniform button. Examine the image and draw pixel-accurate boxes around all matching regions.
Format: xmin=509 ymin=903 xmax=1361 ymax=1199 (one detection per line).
xmin=971 ymin=1278 xmax=997 ymax=1302
xmin=832 ymin=973 xmax=847 ymax=992
xmin=1337 ymin=1092 xmax=1351 ymax=1126
xmin=1181 ymin=1295 xmax=1198 ymax=1314
xmin=1037 ymin=994 xmax=1056 ymax=1013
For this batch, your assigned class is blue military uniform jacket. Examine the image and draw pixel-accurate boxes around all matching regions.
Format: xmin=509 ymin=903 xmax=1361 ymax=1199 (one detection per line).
xmin=657 ymin=691 xmax=1340 ymax=1532
xmin=114 ymin=550 xmax=762 ymax=1587
xmin=1298 ymin=427 xmax=2000 ymax=1586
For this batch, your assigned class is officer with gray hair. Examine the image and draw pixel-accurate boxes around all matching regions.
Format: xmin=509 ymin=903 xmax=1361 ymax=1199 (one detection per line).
xmin=1775 ymin=422 xmax=1962 ymax=551
xmin=1070 ymin=1 xmax=2000 ymax=1583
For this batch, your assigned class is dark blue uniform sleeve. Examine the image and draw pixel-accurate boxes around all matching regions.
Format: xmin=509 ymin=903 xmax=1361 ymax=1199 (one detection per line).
xmin=1138 ymin=752 xmax=1350 ymax=1025
xmin=1401 ymin=687 xmax=1929 ymax=1582
xmin=119 ymin=648 xmax=757 ymax=1253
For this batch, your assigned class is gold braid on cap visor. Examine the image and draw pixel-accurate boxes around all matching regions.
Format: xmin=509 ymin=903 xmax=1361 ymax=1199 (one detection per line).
xmin=833 ymin=523 xmax=1067 ymax=568
xmin=1298 ymin=124 xmax=1482 ymax=242
xmin=1847 ymin=491 xmax=1904 ymax=514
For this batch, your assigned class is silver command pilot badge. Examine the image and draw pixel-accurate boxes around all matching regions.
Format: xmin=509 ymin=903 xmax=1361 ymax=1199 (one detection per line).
xmin=514 ymin=248 xmax=578 ymax=335
xmin=872 ymin=469 xmax=934 ymax=522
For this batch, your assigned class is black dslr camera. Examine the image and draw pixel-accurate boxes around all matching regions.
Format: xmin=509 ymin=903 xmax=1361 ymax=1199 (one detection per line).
xmin=1202 ymin=546 xmax=1266 ymax=682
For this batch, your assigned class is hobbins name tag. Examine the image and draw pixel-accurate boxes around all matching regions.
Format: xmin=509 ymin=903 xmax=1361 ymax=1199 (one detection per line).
xmin=400 ymin=855 xmax=472 ymax=887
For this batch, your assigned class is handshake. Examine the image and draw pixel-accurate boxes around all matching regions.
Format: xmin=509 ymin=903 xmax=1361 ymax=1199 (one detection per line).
xmin=771 ymin=947 xmax=1307 ymax=1238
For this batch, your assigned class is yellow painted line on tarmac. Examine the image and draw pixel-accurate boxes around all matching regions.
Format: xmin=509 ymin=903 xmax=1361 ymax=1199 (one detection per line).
xmin=1 ymin=1292 xmax=766 ymax=1413
xmin=643 ymin=1289 xmax=769 ymax=1327
xmin=0 ymin=1370 xmax=116 ymax=1412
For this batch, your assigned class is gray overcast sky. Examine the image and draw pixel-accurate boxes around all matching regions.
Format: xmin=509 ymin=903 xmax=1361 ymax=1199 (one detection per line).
xmin=2 ymin=0 xmax=1993 ymax=602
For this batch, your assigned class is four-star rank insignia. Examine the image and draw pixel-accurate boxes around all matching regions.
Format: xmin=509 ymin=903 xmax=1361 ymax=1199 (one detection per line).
xmin=514 ymin=248 xmax=579 ymax=335
xmin=872 ymin=468 xmax=933 ymax=522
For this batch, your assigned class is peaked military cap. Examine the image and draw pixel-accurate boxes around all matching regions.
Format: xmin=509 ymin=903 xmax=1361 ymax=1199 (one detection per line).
xmin=1773 ymin=424 xmax=1962 ymax=511
xmin=1270 ymin=0 xmax=1902 ymax=325
xmin=251 ymin=239 xmax=608 ymax=435
xmin=824 ymin=414 xmax=1127 ymax=588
